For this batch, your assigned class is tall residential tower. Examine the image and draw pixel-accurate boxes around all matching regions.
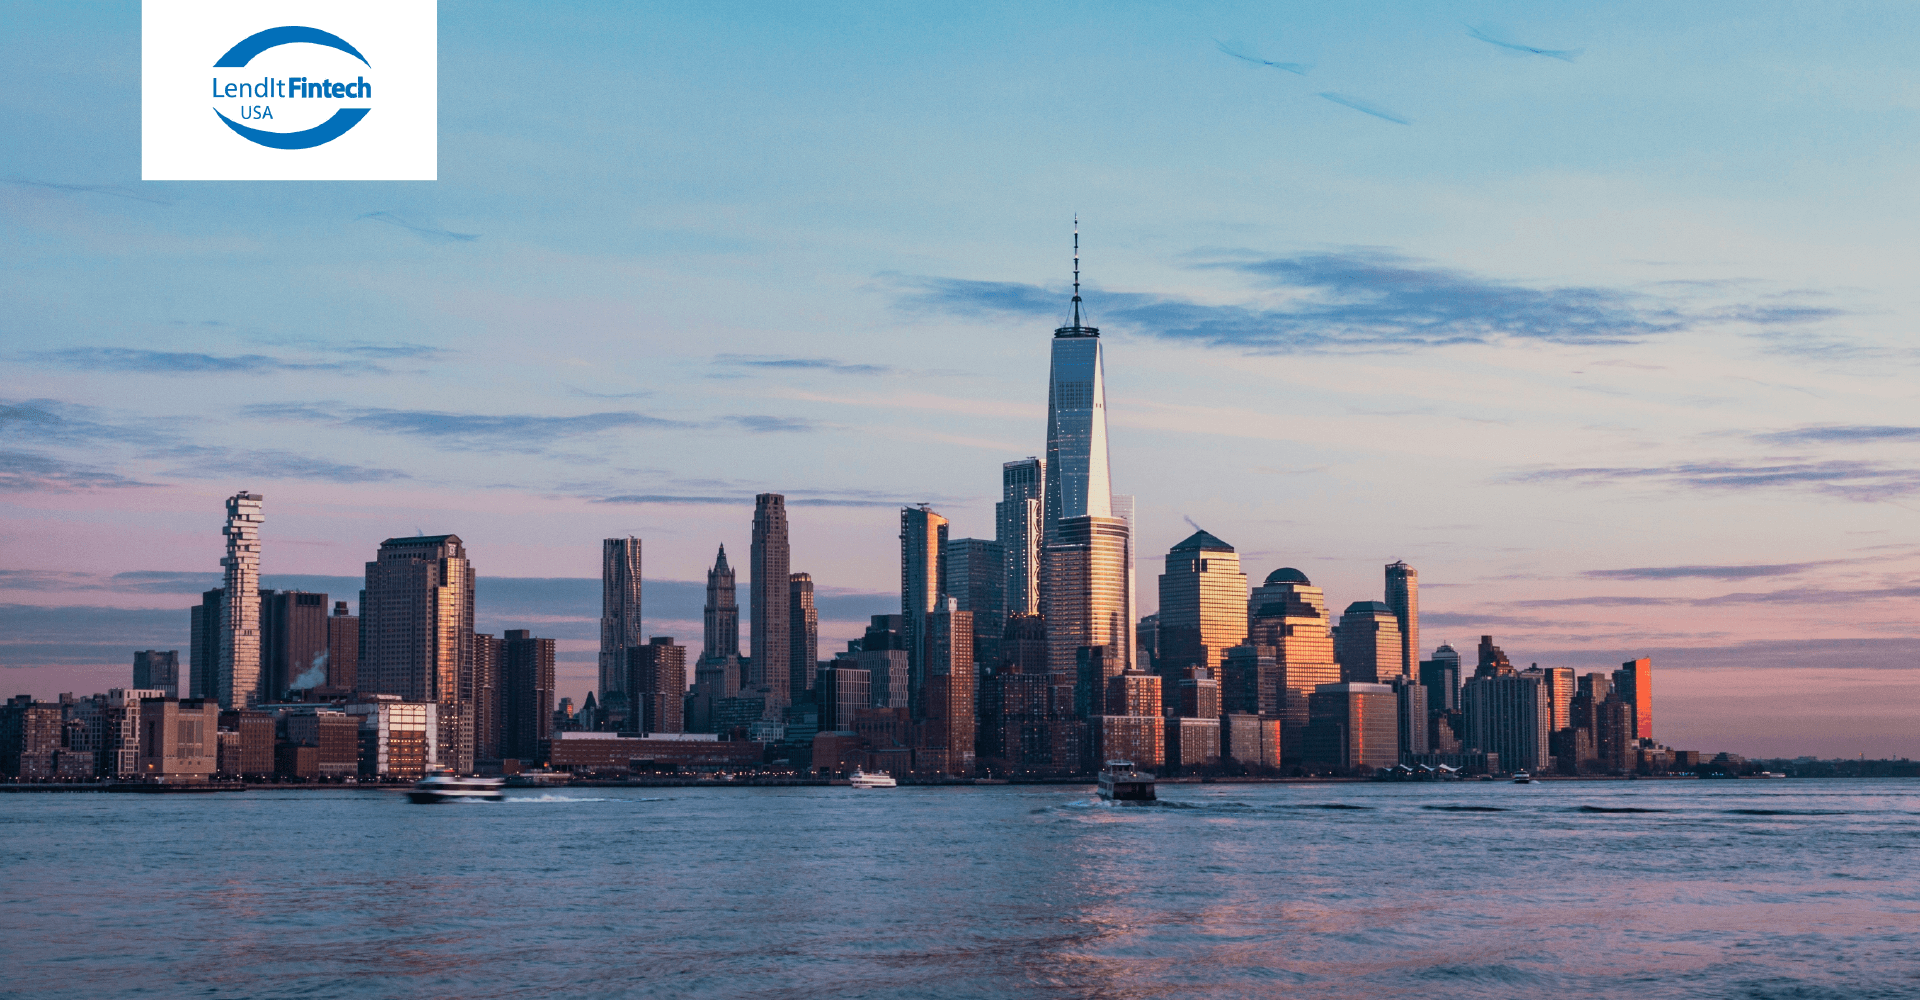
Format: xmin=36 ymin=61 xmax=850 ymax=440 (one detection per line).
xmin=599 ymin=537 xmax=643 ymax=700
xmin=1384 ymin=561 xmax=1419 ymax=681
xmin=217 ymin=491 xmax=264 ymax=710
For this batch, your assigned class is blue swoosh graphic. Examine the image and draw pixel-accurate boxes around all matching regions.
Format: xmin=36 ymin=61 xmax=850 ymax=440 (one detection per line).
xmin=213 ymin=107 xmax=370 ymax=149
xmin=213 ymin=26 xmax=370 ymax=68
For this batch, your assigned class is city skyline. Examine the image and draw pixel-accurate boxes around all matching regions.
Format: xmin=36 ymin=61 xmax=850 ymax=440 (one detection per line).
xmin=6 ymin=5 xmax=1920 ymax=759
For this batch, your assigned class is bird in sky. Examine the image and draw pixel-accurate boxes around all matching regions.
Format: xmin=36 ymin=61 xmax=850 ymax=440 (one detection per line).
xmin=1215 ymin=40 xmax=1310 ymax=75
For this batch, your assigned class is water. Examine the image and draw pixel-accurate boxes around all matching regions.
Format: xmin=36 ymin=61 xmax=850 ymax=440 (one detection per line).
xmin=4 ymin=779 xmax=1918 ymax=998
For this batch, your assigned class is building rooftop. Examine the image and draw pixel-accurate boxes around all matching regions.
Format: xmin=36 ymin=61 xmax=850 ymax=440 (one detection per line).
xmin=1345 ymin=600 xmax=1394 ymax=614
xmin=1264 ymin=567 xmax=1311 ymax=585
xmin=1169 ymin=529 xmax=1235 ymax=553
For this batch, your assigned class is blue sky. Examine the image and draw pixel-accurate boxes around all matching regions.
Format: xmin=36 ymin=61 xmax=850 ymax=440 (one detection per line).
xmin=5 ymin=2 xmax=1919 ymax=756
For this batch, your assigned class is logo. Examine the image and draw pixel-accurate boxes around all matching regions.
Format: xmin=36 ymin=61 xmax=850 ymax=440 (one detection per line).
xmin=210 ymin=26 xmax=373 ymax=150
xmin=143 ymin=1 xmax=436 ymax=181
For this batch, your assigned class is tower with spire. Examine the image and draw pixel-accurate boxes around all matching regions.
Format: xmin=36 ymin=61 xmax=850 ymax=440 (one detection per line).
xmin=703 ymin=544 xmax=739 ymax=662
xmin=1039 ymin=220 xmax=1132 ymax=683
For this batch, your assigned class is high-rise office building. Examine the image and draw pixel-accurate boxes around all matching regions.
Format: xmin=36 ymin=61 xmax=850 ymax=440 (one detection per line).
xmin=945 ymin=538 xmax=1005 ymax=667
xmin=627 ymin=636 xmax=687 ymax=734
xmin=1156 ymin=530 xmax=1249 ymax=683
xmin=1245 ymin=568 xmax=1342 ymax=763
xmin=1336 ymin=601 xmax=1403 ymax=683
xmin=133 ymin=651 xmax=179 ymax=698
xmin=921 ymin=599 xmax=975 ymax=775
xmin=1042 ymin=225 xmax=1113 ymax=542
xmin=1174 ymin=666 xmax=1221 ymax=719
xmin=703 ymin=545 xmax=740 ymax=662
xmin=1110 ymin=493 xmax=1137 ymax=653
xmin=218 ymin=491 xmax=264 ymax=710
xmin=599 ymin=537 xmax=643 ymax=700
xmin=326 ymin=601 xmax=358 ymax=693
xmin=996 ymin=457 xmax=1045 ymax=617
xmin=501 ymin=629 xmax=555 ymax=763
xmin=189 ymin=588 xmax=222 ymax=699
xmin=858 ymin=614 xmax=910 ymax=710
xmin=1389 ymin=675 xmax=1429 ymax=758
xmin=1384 ymin=561 xmax=1419 ymax=680
xmin=361 ymin=534 xmax=477 ymax=772
xmin=1043 ymin=515 xmax=1132 ymax=677
xmin=1462 ymin=670 xmax=1550 ymax=773
xmin=1535 ymin=665 xmax=1576 ymax=733
xmin=788 ymin=573 xmax=817 ymax=702
xmin=900 ymin=504 xmax=948 ymax=719
xmin=1304 ymin=682 xmax=1400 ymax=772
xmin=750 ymin=494 xmax=792 ymax=711
xmin=1475 ymin=635 xmax=1514 ymax=677
xmin=262 ymin=590 xmax=329 ymax=696
xmin=1419 ymin=643 xmax=1462 ymax=713
xmin=473 ymin=632 xmax=502 ymax=763
xmin=1613 ymin=657 xmax=1653 ymax=740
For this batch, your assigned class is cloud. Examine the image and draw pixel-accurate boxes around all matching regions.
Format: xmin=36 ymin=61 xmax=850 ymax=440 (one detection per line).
xmin=714 ymin=354 xmax=892 ymax=376
xmin=2 ymin=177 xmax=172 ymax=205
xmin=1465 ymin=26 xmax=1583 ymax=62
xmin=0 ymin=398 xmax=170 ymax=447
xmin=1583 ymin=561 xmax=1841 ymax=581
xmin=1513 ymin=459 xmax=1920 ymax=502
xmin=1753 ymin=426 xmax=1920 ymax=445
xmin=164 ymin=448 xmax=411 ymax=484
xmin=1317 ymin=92 xmax=1411 ymax=125
xmin=1214 ymin=40 xmax=1310 ymax=75
xmin=357 ymin=211 xmax=479 ymax=242
xmin=242 ymin=402 xmax=694 ymax=452
xmin=724 ymin=415 xmax=816 ymax=433
xmin=26 ymin=348 xmax=361 ymax=374
xmin=1512 ymin=584 xmax=1920 ymax=609
xmin=0 ymin=451 xmax=155 ymax=492
xmin=902 ymin=250 xmax=1704 ymax=354
xmin=594 ymin=493 xmax=911 ymax=508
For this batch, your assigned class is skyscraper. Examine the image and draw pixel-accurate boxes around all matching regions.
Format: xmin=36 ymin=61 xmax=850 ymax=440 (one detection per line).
xmin=1043 ymin=515 xmax=1132 ymax=677
xmin=133 ymin=651 xmax=179 ymax=698
xmin=1463 ymin=670 xmax=1550 ymax=773
xmin=1384 ymin=561 xmax=1419 ymax=680
xmin=996 ymin=457 xmax=1044 ymax=616
xmin=501 ymin=629 xmax=555 ymax=763
xmin=900 ymin=504 xmax=948 ymax=719
xmin=788 ymin=573 xmax=817 ymax=702
xmin=1042 ymin=222 xmax=1112 ymax=539
xmin=1245 ymin=568 xmax=1342 ymax=763
xmin=1475 ymin=635 xmax=1514 ymax=677
xmin=262 ymin=590 xmax=329 ymax=696
xmin=627 ymin=636 xmax=687 ymax=734
xmin=921 ymin=598 xmax=975 ymax=775
xmin=599 ymin=537 xmax=643 ymax=701
xmin=362 ymin=534 xmax=477 ymax=772
xmin=1155 ymin=529 xmax=1249 ymax=683
xmin=1304 ymin=682 xmax=1400 ymax=772
xmin=945 ymin=537 xmax=1005 ymax=667
xmin=473 ymin=631 xmax=502 ymax=763
xmin=189 ymin=588 xmax=222 ymax=699
xmin=1419 ymin=643 xmax=1461 ymax=713
xmin=750 ymin=494 xmax=791 ymax=712
xmin=1336 ymin=601 xmax=1403 ymax=683
xmin=218 ymin=491 xmax=264 ymax=710
xmin=1613 ymin=657 xmax=1653 ymax=740
xmin=326 ymin=601 xmax=358 ymax=693
xmin=703 ymin=545 xmax=739 ymax=662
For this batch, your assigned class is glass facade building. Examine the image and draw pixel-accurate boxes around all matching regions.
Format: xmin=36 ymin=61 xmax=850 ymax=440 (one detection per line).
xmin=1384 ymin=561 xmax=1418 ymax=681
xmin=1156 ymin=530 xmax=1249 ymax=683
xmin=1043 ymin=515 xmax=1133 ymax=678
xmin=218 ymin=491 xmax=264 ymax=710
xmin=750 ymin=494 xmax=791 ymax=712
xmin=1336 ymin=601 xmax=1404 ymax=684
xmin=361 ymin=534 xmax=475 ymax=772
xmin=996 ymin=457 xmax=1044 ymax=616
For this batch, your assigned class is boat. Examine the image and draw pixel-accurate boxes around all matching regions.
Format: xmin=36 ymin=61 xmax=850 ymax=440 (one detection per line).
xmin=849 ymin=768 xmax=896 ymax=789
xmin=1511 ymin=771 xmax=1533 ymax=784
xmin=407 ymin=770 xmax=505 ymax=803
xmin=1097 ymin=760 xmax=1156 ymax=802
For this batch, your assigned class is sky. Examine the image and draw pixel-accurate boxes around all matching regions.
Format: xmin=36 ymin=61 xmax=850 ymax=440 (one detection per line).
xmin=4 ymin=1 xmax=1919 ymax=758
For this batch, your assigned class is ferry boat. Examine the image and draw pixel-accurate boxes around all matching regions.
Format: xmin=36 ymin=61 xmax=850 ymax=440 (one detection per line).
xmin=1097 ymin=760 xmax=1156 ymax=802
xmin=1511 ymin=771 xmax=1533 ymax=784
xmin=848 ymin=768 xmax=896 ymax=788
xmin=407 ymin=770 xmax=505 ymax=804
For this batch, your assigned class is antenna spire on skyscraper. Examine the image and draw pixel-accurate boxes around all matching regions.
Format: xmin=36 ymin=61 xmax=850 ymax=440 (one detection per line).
xmin=1071 ymin=215 xmax=1082 ymax=327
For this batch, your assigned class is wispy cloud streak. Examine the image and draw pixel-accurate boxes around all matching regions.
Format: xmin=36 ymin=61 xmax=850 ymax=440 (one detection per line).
xmin=1317 ymin=92 xmax=1411 ymax=124
xmin=357 ymin=211 xmax=479 ymax=242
